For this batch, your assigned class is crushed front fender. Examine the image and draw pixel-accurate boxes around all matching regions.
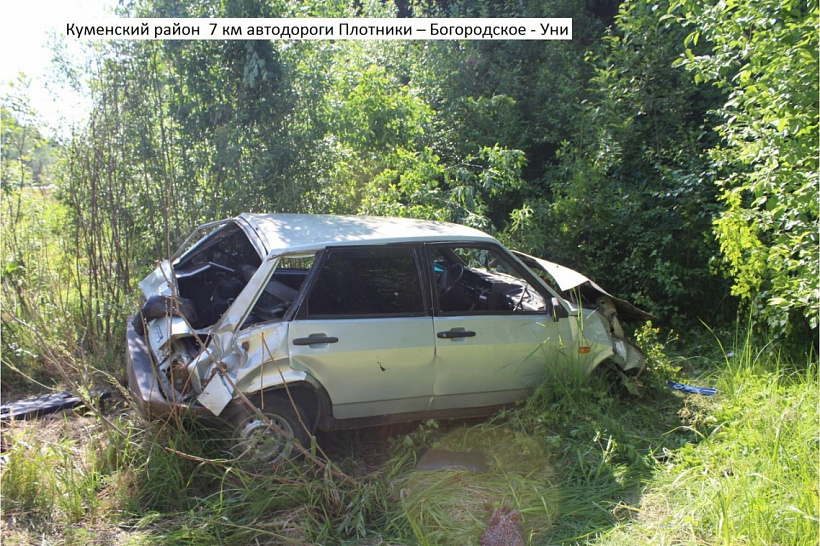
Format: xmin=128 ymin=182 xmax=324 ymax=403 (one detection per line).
xmin=126 ymin=315 xmax=211 ymax=419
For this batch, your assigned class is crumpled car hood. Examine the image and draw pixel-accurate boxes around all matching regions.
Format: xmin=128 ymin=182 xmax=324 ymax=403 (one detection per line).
xmin=513 ymin=251 xmax=656 ymax=323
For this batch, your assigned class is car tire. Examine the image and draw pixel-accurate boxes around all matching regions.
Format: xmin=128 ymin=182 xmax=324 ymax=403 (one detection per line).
xmin=221 ymin=394 xmax=310 ymax=467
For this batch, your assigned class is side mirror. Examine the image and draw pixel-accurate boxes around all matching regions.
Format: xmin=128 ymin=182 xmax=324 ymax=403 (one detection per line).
xmin=551 ymin=298 xmax=569 ymax=321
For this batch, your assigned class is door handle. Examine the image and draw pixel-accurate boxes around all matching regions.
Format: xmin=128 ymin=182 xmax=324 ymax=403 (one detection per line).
xmin=293 ymin=334 xmax=339 ymax=346
xmin=437 ymin=329 xmax=476 ymax=339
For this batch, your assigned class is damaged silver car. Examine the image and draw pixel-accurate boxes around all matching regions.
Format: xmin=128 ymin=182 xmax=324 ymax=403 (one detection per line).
xmin=127 ymin=214 xmax=649 ymax=464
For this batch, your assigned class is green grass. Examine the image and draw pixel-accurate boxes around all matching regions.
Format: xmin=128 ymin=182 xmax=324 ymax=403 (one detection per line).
xmin=4 ymin=324 xmax=815 ymax=545
xmin=395 ymin=424 xmax=558 ymax=544
xmin=1 ymin=187 xmax=127 ymax=400
xmin=598 ymin=338 xmax=819 ymax=545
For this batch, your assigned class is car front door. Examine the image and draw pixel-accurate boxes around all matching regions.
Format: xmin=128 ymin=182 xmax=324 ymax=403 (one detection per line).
xmin=426 ymin=243 xmax=572 ymax=411
xmin=288 ymin=246 xmax=436 ymax=420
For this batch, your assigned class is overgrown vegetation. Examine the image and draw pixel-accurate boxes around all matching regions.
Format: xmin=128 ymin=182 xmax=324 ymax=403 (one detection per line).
xmin=2 ymin=0 xmax=817 ymax=543
xmin=672 ymin=0 xmax=819 ymax=335
xmin=1 ymin=314 xmax=816 ymax=544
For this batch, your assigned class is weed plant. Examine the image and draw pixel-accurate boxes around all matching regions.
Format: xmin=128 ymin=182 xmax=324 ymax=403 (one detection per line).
xmin=394 ymin=424 xmax=558 ymax=544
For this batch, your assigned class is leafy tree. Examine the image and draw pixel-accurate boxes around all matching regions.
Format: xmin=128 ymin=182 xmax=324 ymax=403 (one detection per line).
xmin=1 ymin=78 xmax=57 ymax=192
xmin=671 ymin=0 xmax=819 ymax=333
xmin=50 ymin=0 xmax=769 ymax=350
xmin=406 ymin=0 xmax=612 ymax=227
xmin=505 ymin=0 xmax=729 ymax=321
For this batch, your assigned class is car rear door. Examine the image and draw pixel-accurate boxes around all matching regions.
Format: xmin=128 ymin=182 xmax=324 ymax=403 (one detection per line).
xmin=288 ymin=246 xmax=436 ymax=420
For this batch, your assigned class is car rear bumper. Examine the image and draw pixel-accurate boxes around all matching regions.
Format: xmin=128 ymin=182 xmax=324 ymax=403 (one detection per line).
xmin=126 ymin=315 xmax=211 ymax=419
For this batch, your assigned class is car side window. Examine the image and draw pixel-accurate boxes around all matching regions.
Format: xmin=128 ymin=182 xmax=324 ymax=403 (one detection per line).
xmin=306 ymin=247 xmax=425 ymax=318
xmin=429 ymin=244 xmax=547 ymax=314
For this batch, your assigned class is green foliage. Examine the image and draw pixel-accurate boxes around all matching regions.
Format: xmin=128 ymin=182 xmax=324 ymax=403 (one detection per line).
xmin=1 ymin=78 xmax=58 ymax=191
xmin=1 ymin=414 xmax=141 ymax=533
xmin=0 ymin=188 xmax=82 ymax=390
xmin=671 ymin=0 xmax=819 ymax=334
xmin=395 ymin=425 xmax=557 ymax=544
xmin=505 ymin=0 xmax=730 ymax=322
xmin=633 ymin=322 xmax=684 ymax=394
xmin=360 ymin=144 xmax=527 ymax=232
xmin=299 ymin=42 xmax=436 ymax=214
xmin=605 ymin=339 xmax=818 ymax=545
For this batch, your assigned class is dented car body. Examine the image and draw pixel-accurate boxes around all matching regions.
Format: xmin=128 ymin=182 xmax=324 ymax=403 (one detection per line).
xmin=127 ymin=214 xmax=647 ymax=462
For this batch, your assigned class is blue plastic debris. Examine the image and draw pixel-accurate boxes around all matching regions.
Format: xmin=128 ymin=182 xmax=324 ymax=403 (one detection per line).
xmin=666 ymin=381 xmax=717 ymax=396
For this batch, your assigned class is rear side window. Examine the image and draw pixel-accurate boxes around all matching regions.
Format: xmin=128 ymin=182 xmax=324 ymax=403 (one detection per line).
xmin=306 ymin=247 xmax=425 ymax=318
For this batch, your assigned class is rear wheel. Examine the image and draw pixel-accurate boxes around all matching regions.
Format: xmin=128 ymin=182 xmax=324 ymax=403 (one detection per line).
xmin=222 ymin=394 xmax=310 ymax=467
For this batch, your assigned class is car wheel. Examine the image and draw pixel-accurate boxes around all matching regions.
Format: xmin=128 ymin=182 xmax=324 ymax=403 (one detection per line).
xmin=222 ymin=394 xmax=310 ymax=467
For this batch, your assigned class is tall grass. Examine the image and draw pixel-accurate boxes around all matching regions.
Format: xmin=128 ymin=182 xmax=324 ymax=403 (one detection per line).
xmin=395 ymin=424 xmax=558 ymax=544
xmin=599 ymin=330 xmax=818 ymax=545
xmin=3 ymin=307 xmax=816 ymax=544
xmin=1 ymin=188 xmax=79 ymax=392
xmin=1 ymin=184 xmax=133 ymax=399
xmin=1 ymin=414 xmax=140 ymax=540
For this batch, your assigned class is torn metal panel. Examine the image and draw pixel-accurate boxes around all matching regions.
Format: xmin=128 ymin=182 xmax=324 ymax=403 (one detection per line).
xmin=145 ymin=315 xmax=197 ymax=366
xmin=512 ymin=251 xmax=656 ymax=323
xmin=138 ymin=260 xmax=174 ymax=298
xmin=197 ymin=370 xmax=234 ymax=415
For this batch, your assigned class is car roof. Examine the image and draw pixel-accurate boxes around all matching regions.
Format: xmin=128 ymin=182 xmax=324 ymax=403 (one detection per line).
xmin=239 ymin=213 xmax=497 ymax=254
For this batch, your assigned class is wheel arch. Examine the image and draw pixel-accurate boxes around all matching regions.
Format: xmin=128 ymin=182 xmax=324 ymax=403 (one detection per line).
xmin=240 ymin=381 xmax=323 ymax=433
